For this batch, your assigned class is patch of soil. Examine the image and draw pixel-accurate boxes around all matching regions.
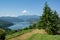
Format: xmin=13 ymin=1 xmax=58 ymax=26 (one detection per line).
xmin=9 ymin=29 xmax=47 ymax=40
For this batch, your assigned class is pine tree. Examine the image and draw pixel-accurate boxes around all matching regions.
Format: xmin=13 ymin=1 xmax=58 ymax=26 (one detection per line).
xmin=39 ymin=2 xmax=52 ymax=29
xmin=38 ymin=2 xmax=59 ymax=34
xmin=50 ymin=11 xmax=59 ymax=34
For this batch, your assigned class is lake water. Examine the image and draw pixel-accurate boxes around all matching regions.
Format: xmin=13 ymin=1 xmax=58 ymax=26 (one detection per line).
xmin=9 ymin=22 xmax=31 ymax=30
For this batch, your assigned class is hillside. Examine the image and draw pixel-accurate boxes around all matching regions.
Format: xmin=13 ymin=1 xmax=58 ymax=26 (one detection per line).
xmin=0 ymin=19 xmax=13 ymax=31
xmin=7 ymin=29 xmax=47 ymax=40
xmin=6 ymin=29 xmax=60 ymax=40
xmin=0 ymin=17 xmax=24 ymax=23
xmin=27 ymin=34 xmax=60 ymax=40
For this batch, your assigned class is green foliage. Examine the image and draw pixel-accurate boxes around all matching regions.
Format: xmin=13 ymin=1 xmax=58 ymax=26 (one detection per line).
xmin=29 ymin=25 xmax=33 ymax=29
xmin=29 ymin=23 xmax=36 ymax=29
xmin=0 ymin=28 xmax=6 ymax=40
xmin=57 ymin=18 xmax=60 ymax=33
xmin=37 ymin=2 xmax=59 ymax=35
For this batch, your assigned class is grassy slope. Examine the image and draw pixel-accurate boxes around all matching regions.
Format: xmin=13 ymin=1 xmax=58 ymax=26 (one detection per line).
xmin=7 ymin=29 xmax=47 ymax=40
xmin=27 ymin=34 xmax=60 ymax=40
xmin=6 ymin=29 xmax=31 ymax=40
xmin=6 ymin=29 xmax=60 ymax=40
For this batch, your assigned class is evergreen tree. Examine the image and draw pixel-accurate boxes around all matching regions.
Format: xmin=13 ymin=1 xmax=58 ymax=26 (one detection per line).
xmin=50 ymin=11 xmax=59 ymax=34
xmin=39 ymin=2 xmax=52 ymax=29
xmin=38 ymin=2 xmax=59 ymax=34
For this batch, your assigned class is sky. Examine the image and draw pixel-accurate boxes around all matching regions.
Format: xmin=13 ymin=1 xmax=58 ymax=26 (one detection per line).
xmin=0 ymin=0 xmax=60 ymax=17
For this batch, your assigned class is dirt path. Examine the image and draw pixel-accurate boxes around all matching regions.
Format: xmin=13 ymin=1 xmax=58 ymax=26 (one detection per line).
xmin=9 ymin=29 xmax=47 ymax=40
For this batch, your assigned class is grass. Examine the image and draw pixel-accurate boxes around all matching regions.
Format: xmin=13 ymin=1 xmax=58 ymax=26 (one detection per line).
xmin=27 ymin=34 xmax=60 ymax=40
xmin=6 ymin=29 xmax=31 ymax=40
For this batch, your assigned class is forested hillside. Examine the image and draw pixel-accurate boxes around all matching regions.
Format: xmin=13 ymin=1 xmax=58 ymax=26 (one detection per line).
xmin=0 ymin=19 xmax=13 ymax=31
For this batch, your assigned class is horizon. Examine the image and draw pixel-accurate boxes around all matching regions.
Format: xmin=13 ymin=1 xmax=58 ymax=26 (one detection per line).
xmin=0 ymin=15 xmax=40 ymax=17
xmin=0 ymin=0 xmax=60 ymax=17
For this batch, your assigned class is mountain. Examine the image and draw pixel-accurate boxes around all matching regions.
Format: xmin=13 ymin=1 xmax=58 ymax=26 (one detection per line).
xmin=0 ymin=17 xmax=24 ymax=23
xmin=0 ymin=20 xmax=13 ymax=27
xmin=0 ymin=15 xmax=39 ymax=23
xmin=0 ymin=19 xmax=13 ymax=31
xmin=0 ymin=15 xmax=39 ymax=30
xmin=18 ymin=15 xmax=40 ymax=22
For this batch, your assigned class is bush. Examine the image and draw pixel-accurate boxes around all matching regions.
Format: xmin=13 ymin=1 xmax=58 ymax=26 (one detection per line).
xmin=0 ymin=28 xmax=6 ymax=40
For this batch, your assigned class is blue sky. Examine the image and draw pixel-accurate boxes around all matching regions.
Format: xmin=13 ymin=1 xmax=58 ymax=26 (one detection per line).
xmin=0 ymin=0 xmax=60 ymax=17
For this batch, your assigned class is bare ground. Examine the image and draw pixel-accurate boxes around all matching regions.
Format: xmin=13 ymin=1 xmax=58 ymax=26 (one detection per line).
xmin=9 ymin=29 xmax=47 ymax=40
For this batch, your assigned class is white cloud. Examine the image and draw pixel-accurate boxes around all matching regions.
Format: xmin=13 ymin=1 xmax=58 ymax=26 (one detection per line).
xmin=22 ymin=10 xmax=28 ymax=13
xmin=20 ymin=10 xmax=33 ymax=15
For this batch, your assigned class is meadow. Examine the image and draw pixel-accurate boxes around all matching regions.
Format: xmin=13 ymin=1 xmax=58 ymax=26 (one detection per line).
xmin=27 ymin=34 xmax=60 ymax=40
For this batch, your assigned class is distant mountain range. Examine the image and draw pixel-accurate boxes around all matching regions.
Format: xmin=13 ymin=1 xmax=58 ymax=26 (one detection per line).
xmin=0 ymin=15 xmax=40 ymax=30
xmin=0 ymin=15 xmax=40 ymax=23
xmin=18 ymin=15 xmax=40 ymax=22
xmin=0 ymin=17 xmax=24 ymax=23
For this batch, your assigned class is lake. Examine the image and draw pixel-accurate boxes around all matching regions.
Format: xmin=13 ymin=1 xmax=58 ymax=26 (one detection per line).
xmin=8 ymin=22 xmax=31 ymax=30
